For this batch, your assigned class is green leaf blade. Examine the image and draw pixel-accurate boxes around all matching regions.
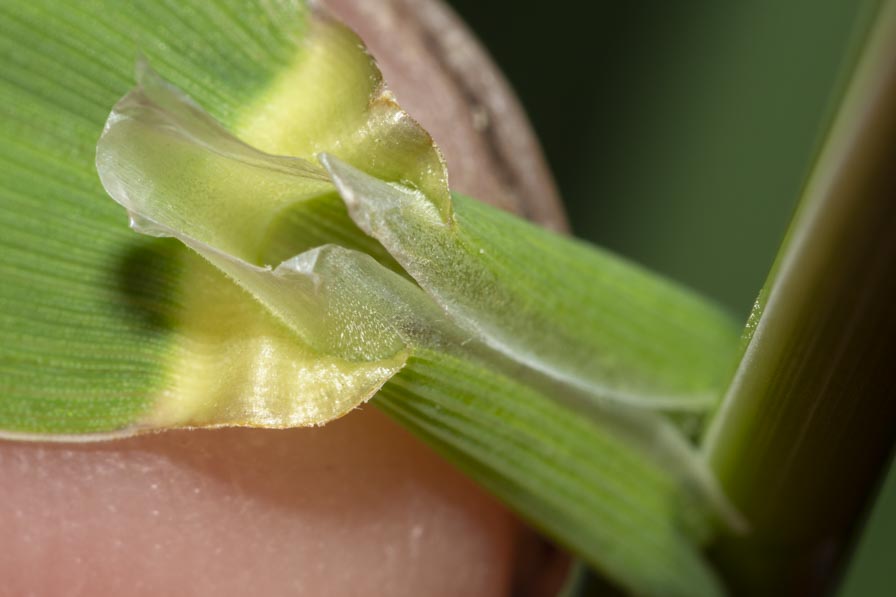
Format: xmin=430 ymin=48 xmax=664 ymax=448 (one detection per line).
xmin=378 ymin=349 xmax=727 ymax=597
xmin=321 ymin=154 xmax=740 ymax=413
xmin=2 ymin=3 xmax=743 ymax=594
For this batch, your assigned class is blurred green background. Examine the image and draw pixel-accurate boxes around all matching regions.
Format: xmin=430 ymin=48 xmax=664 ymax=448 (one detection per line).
xmin=445 ymin=0 xmax=895 ymax=594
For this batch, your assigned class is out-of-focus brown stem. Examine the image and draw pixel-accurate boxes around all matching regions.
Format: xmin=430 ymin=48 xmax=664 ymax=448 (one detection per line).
xmin=321 ymin=0 xmax=568 ymax=233
xmin=321 ymin=3 xmax=573 ymax=594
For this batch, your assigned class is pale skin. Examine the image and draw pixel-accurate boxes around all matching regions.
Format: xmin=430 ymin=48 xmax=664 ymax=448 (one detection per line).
xmin=0 ymin=1 xmax=568 ymax=595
